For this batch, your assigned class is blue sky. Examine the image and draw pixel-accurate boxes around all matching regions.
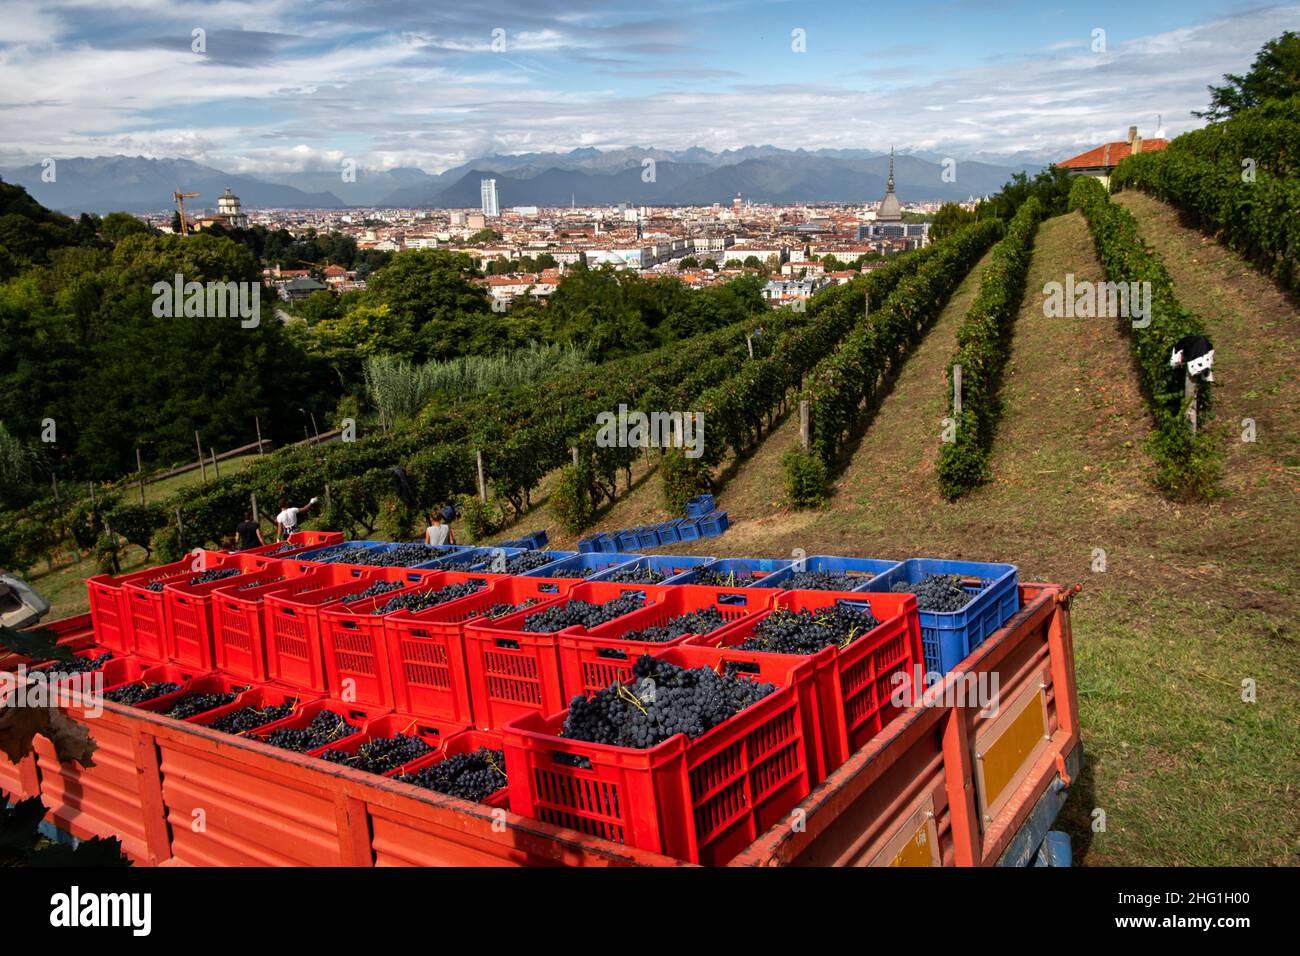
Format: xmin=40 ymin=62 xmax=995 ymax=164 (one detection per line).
xmin=0 ymin=0 xmax=1295 ymax=173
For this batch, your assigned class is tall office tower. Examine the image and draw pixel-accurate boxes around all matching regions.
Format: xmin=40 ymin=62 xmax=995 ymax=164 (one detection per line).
xmin=480 ymin=178 xmax=499 ymax=218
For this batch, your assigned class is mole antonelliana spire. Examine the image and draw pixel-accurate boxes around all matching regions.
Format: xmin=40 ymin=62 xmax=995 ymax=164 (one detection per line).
xmin=876 ymin=146 xmax=903 ymax=222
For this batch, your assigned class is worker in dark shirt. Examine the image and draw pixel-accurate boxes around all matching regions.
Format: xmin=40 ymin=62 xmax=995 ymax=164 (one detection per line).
xmin=235 ymin=511 xmax=264 ymax=550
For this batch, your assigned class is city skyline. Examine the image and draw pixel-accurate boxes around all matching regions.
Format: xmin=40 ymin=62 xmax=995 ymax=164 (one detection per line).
xmin=1 ymin=1 xmax=1296 ymax=174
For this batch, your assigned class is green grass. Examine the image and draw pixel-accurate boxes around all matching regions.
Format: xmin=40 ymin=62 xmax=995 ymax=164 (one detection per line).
xmin=139 ymin=452 xmax=262 ymax=504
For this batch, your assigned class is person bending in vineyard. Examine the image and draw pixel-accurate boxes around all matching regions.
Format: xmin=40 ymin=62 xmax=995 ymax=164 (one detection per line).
xmin=275 ymin=496 xmax=317 ymax=541
xmin=235 ymin=512 xmax=264 ymax=550
xmin=425 ymin=510 xmax=455 ymax=547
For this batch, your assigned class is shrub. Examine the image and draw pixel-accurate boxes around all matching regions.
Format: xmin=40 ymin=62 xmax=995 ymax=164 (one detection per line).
xmin=105 ymin=502 xmax=168 ymax=555
xmin=455 ymin=493 xmax=507 ymax=543
xmin=661 ymin=448 xmax=711 ymax=513
xmin=150 ymin=524 xmax=183 ymax=564
xmin=781 ymin=447 xmax=829 ymax=508
xmin=549 ymin=464 xmax=595 ymax=534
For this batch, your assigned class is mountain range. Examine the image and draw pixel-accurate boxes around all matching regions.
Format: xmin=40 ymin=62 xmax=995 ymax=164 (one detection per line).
xmin=0 ymin=149 xmax=1041 ymax=215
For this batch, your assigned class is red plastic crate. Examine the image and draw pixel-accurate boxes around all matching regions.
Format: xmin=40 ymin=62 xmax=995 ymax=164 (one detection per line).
xmin=165 ymin=563 xmax=314 ymax=670
xmin=263 ymin=568 xmax=435 ymax=693
xmin=501 ymin=644 xmax=818 ymax=865
xmin=318 ymin=571 xmax=499 ymax=709
xmin=463 ymin=581 xmax=668 ymax=730
xmin=558 ymin=584 xmax=779 ymax=700
xmin=392 ymin=729 xmax=510 ymax=807
xmin=115 ymin=551 xmax=275 ymax=661
xmin=85 ymin=554 xmax=224 ymax=652
xmin=311 ymin=713 xmax=467 ymax=775
xmin=689 ymin=589 xmax=923 ymax=779
xmin=212 ymin=564 xmax=379 ymax=683
xmin=385 ymin=577 xmax=577 ymax=723
xmin=230 ymin=529 xmax=345 ymax=559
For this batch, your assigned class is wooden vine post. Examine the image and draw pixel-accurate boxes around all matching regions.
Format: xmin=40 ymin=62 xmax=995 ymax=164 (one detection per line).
xmin=136 ymin=447 xmax=146 ymax=505
xmin=953 ymin=364 xmax=963 ymax=417
xmin=195 ymin=432 xmax=207 ymax=482
xmin=1185 ymin=370 xmax=1198 ymax=435
xmin=475 ymin=449 xmax=487 ymax=502
xmin=799 ymin=401 xmax=810 ymax=451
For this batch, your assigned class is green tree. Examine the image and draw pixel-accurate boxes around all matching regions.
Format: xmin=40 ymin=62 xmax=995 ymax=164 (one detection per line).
xmin=363 ymin=249 xmax=490 ymax=360
xmin=99 ymin=212 xmax=153 ymax=245
xmin=1195 ymin=31 xmax=1300 ymax=120
xmin=930 ymin=202 xmax=975 ymax=242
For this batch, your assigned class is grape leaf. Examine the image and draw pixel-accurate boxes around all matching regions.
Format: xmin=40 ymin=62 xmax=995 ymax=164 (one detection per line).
xmin=0 ymin=703 xmax=97 ymax=767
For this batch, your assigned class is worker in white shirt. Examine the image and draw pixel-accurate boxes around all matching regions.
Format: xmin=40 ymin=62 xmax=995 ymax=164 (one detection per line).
xmin=275 ymin=496 xmax=318 ymax=541
xmin=425 ymin=510 xmax=455 ymax=546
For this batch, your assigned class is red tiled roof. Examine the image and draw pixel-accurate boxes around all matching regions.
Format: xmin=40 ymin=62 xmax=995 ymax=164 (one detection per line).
xmin=1058 ymin=139 xmax=1169 ymax=170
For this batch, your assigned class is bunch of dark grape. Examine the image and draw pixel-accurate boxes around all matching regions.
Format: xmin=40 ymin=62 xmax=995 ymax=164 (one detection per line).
xmin=264 ymin=542 xmax=302 ymax=555
xmin=306 ymin=544 xmax=354 ymax=562
xmin=619 ymin=607 xmax=726 ymax=644
xmin=207 ymin=701 xmax=294 ymax=734
xmin=320 ymin=733 xmax=434 ymax=774
xmin=436 ymin=554 xmax=486 ymax=570
xmin=236 ymin=575 xmax=284 ymax=591
xmin=397 ymin=748 xmax=507 ymax=802
xmin=549 ymin=567 xmax=597 ymax=579
xmin=163 ymin=688 xmax=242 ymax=720
xmin=504 ymin=551 xmax=560 ymax=573
xmin=688 ymin=567 xmax=747 ymax=588
xmin=891 ymin=574 xmax=972 ymax=612
xmin=264 ymin=710 xmax=359 ymax=752
xmin=736 ymin=604 xmax=881 ymax=655
xmin=562 ymin=655 xmax=776 ymax=749
xmin=375 ymin=580 xmax=486 ymax=614
xmin=40 ymin=652 xmax=112 ymax=682
xmin=521 ymin=594 xmax=645 ymax=632
xmin=339 ymin=580 xmax=402 ymax=603
xmin=781 ymin=570 xmax=866 ymax=591
xmin=355 ymin=544 xmax=447 ymax=568
xmin=144 ymin=579 xmax=170 ymax=592
xmin=189 ymin=568 xmax=242 ymax=586
xmin=476 ymin=598 xmax=539 ymax=620
xmin=105 ymin=681 xmax=181 ymax=705
xmin=602 ymin=565 xmax=667 ymax=584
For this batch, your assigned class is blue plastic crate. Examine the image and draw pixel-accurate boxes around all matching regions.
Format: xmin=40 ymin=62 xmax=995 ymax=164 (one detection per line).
xmin=577 ymin=536 xmax=600 ymax=553
xmin=519 ymin=551 xmax=644 ymax=580
xmin=654 ymin=521 xmax=682 ymax=545
xmin=674 ymin=518 xmax=702 ymax=542
xmin=614 ymin=529 xmax=641 ymax=551
xmin=586 ymin=554 xmax=717 ymax=584
xmin=685 ymin=494 xmax=715 ymax=519
xmin=697 ymin=511 xmax=730 ymax=537
xmin=595 ymin=533 xmax=619 ymax=554
xmin=524 ymin=529 xmax=549 ymax=549
xmin=759 ymin=555 xmax=902 ymax=592
xmin=632 ymin=526 xmax=661 ymax=549
xmin=669 ymin=556 xmax=792 ymax=587
xmin=859 ymin=558 xmax=1020 ymax=676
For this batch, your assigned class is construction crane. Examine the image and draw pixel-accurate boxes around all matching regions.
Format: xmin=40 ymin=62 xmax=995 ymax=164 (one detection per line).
xmin=172 ymin=188 xmax=199 ymax=236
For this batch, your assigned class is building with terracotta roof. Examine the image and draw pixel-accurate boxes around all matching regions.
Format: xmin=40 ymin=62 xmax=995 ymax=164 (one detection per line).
xmin=1058 ymin=126 xmax=1169 ymax=188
